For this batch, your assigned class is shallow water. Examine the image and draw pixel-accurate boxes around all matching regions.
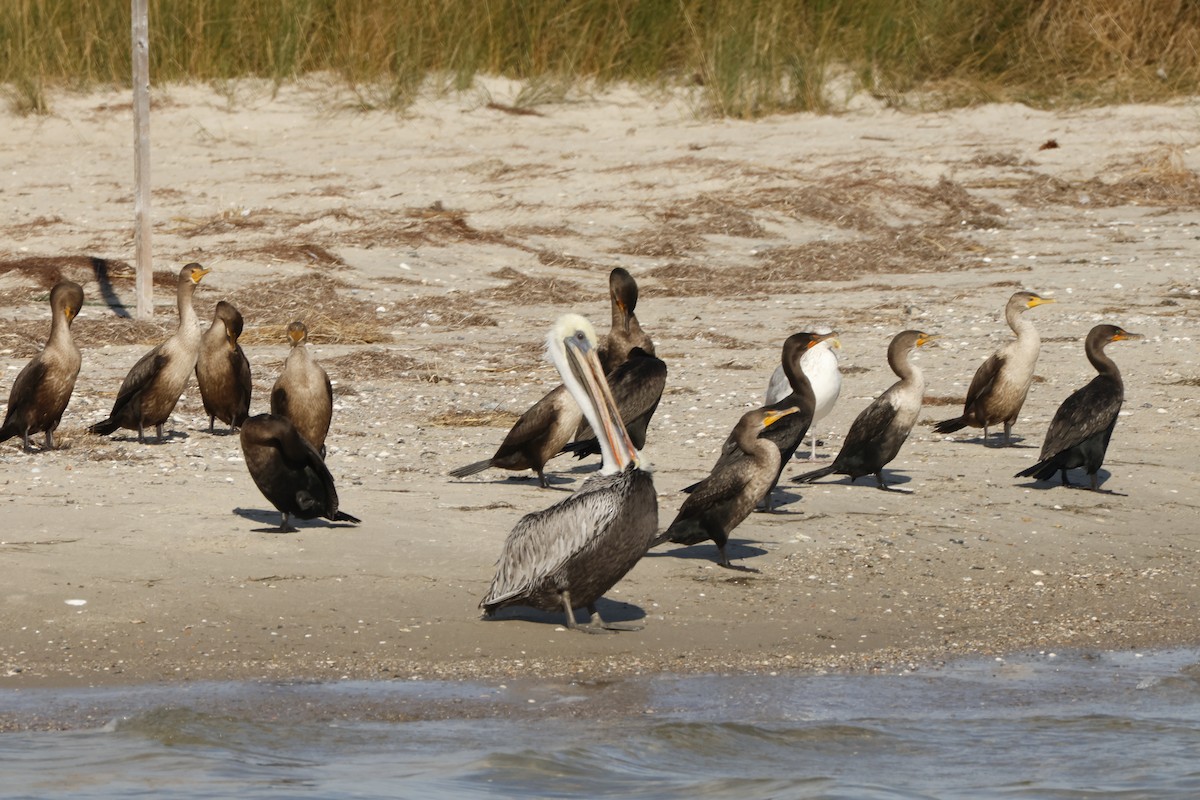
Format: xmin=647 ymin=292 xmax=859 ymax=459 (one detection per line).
xmin=3 ymin=649 xmax=1200 ymax=799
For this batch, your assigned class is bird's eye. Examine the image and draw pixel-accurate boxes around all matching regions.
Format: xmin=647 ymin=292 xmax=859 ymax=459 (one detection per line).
xmin=575 ymin=331 xmax=586 ymax=341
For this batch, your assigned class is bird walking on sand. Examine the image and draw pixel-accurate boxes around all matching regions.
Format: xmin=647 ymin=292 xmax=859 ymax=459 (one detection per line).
xmin=0 ymin=280 xmax=85 ymax=451
xmin=793 ymin=330 xmax=935 ymax=490
xmin=196 ymin=300 xmax=252 ymax=432
xmin=655 ymin=406 xmax=799 ymax=571
xmin=935 ymin=291 xmax=1054 ymax=444
xmin=271 ymin=321 xmax=332 ymax=457
xmin=765 ymin=327 xmax=841 ymax=460
xmin=480 ymin=314 xmax=658 ymax=633
xmin=1015 ymin=324 xmax=1140 ymax=490
xmin=89 ymin=263 xmax=209 ymax=443
xmin=239 ymin=413 xmax=361 ymax=533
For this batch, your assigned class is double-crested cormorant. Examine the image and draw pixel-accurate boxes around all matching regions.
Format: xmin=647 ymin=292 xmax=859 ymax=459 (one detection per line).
xmin=271 ymin=321 xmax=332 ymax=456
xmin=598 ymin=267 xmax=655 ymax=372
xmin=655 ymin=406 xmax=799 ymax=570
xmin=1015 ymin=324 xmax=1141 ymax=490
xmin=239 ymin=413 xmax=361 ymax=532
xmin=765 ymin=327 xmax=842 ymax=460
xmin=196 ymin=300 xmax=252 ymax=432
xmin=481 ymin=314 xmax=658 ymax=633
xmin=687 ymin=331 xmax=835 ymax=510
xmin=89 ymin=263 xmax=210 ymax=443
xmin=935 ymin=291 xmax=1054 ymax=444
xmin=793 ymin=330 xmax=935 ymax=490
xmin=449 ymin=384 xmax=582 ymax=487
xmin=0 ymin=280 xmax=84 ymax=450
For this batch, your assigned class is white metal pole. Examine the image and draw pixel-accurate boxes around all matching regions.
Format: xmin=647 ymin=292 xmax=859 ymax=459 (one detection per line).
xmin=132 ymin=0 xmax=153 ymax=319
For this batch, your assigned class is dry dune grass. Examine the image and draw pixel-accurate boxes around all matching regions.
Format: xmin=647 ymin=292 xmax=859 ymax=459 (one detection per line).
xmin=324 ymin=348 xmax=443 ymax=384
xmin=388 ymin=294 xmax=498 ymax=330
xmin=1015 ymin=146 xmax=1200 ymax=208
xmin=427 ymin=409 xmax=521 ymax=428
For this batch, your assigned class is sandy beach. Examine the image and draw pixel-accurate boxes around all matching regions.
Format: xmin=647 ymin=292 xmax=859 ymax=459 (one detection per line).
xmin=0 ymin=79 xmax=1198 ymax=689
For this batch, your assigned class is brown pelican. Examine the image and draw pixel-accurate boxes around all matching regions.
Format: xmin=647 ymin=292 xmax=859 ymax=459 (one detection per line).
xmin=239 ymin=413 xmax=361 ymax=532
xmin=935 ymin=291 xmax=1055 ymax=444
xmin=686 ymin=331 xmax=835 ymax=510
xmin=792 ymin=330 xmax=935 ymax=490
xmin=271 ymin=321 xmax=332 ymax=457
xmin=1015 ymin=324 xmax=1141 ymax=490
xmin=765 ymin=327 xmax=841 ymax=460
xmin=89 ymin=263 xmax=209 ymax=443
xmin=599 ymin=267 xmax=654 ymax=373
xmin=480 ymin=314 xmax=658 ymax=633
xmin=196 ymin=300 xmax=252 ymax=432
xmin=655 ymin=406 xmax=799 ymax=570
xmin=0 ymin=280 xmax=84 ymax=450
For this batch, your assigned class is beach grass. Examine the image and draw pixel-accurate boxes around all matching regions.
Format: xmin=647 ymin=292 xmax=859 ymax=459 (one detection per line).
xmin=2 ymin=0 xmax=1199 ymax=116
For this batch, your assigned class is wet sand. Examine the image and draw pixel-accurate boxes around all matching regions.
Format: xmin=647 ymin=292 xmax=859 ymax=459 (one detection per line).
xmin=1 ymin=80 xmax=1198 ymax=688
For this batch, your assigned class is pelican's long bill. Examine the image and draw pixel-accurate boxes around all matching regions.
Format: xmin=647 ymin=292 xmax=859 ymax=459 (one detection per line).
xmin=553 ymin=315 xmax=640 ymax=473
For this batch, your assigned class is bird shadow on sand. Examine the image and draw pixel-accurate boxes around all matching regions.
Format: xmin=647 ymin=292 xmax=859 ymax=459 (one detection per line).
xmin=100 ymin=430 xmax=191 ymax=445
xmin=232 ymin=507 xmax=360 ymax=533
xmin=755 ymin=487 xmax=805 ymax=512
xmin=646 ymin=540 xmax=768 ymax=568
xmin=483 ymin=597 xmax=646 ymax=629
xmin=1014 ymin=469 xmax=1125 ymax=496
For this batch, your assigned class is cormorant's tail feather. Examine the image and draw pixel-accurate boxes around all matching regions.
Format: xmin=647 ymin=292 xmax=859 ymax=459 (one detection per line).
xmin=88 ymin=418 xmax=120 ymax=436
xmin=0 ymin=422 xmax=18 ymax=444
xmin=791 ymin=463 xmax=838 ymax=484
xmin=559 ymin=439 xmax=600 ymax=460
xmin=448 ymin=459 xmax=493 ymax=479
xmin=933 ymin=416 xmax=968 ymax=434
xmin=333 ymin=510 xmax=361 ymax=524
xmin=1015 ymin=458 xmax=1057 ymax=481
xmin=680 ymin=480 xmax=700 ymax=494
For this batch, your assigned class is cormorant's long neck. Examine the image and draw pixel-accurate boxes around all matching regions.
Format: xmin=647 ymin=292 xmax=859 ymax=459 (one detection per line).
xmin=47 ymin=303 xmax=72 ymax=348
xmin=782 ymin=343 xmax=817 ymax=412
xmin=735 ymin=418 xmax=774 ymax=464
xmin=177 ymin=280 xmax=198 ymax=331
xmin=1086 ymin=339 xmax=1121 ymax=384
xmin=1007 ymin=304 xmax=1039 ymax=346
xmin=888 ymin=343 xmax=921 ymax=386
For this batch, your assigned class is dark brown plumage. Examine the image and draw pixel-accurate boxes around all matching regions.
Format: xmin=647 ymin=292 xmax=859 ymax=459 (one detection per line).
xmin=563 ymin=346 xmax=667 ymax=460
xmin=655 ymin=406 xmax=799 ymax=570
xmin=935 ymin=291 xmax=1054 ymax=444
xmin=599 ymin=267 xmax=655 ymax=373
xmin=196 ymin=300 xmax=252 ymax=432
xmin=88 ymin=263 xmax=209 ymax=443
xmin=1015 ymin=324 xmax=1140 ymax=490
xmin=239 ymin=413 xmax=360 ymax=533
xmin=793 ymin=330 xmax=935 ymax=490
xmin=270 ymin=321 xmax=332 ymax=457
xmin=0 ymin=280 xmax=84 ymax=450
xmin=684 ymin=331 xmax=835 ymax=509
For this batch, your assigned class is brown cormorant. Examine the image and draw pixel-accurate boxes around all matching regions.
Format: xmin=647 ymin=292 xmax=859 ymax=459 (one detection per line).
xmin=655 ymin=406 xmax=799 ymax=570
xmin=270 ymin=321 xmax=332 ymax=457
xmin=196 ymin=300 xmax=252 ymax=432
xmin=239 ymin=413 xmax=361 ymax=532
xmin=1015 ymin=324 xmax=1140 ymax=490
xmin=792 ymin=330 xmax=935 ymax=490
xmin=0 ymin=280 xmax=84 ymax=450
xmin=935 ymin=291 xmax=1054 ymax=444
xmin=88 ymin=263 xmax=209 ymax=443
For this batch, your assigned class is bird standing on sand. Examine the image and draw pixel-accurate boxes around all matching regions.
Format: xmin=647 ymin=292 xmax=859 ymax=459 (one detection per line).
xmin=1015 ymin=324 xmax=1140 ymax=490
xmin=765 ymin=327 xmax=841 ymax=460
xmin=689 ymin=331 xmax=835 ymax=510
xmin=793 ymin=330 xmax=935 ymax=490
xmin=655 ymin=406 xmax=799 ymax=571
xmin=935 ymin=291 xmax=1055 ymax=444
xmin=239 ymin=413 xmax=361 ymax=532
xmin=89 ymin=263 xmax=209 ymax=443
xmin=480 ymin=314 xmax=658 ymax=633
xmin=0 ymin=280 xmax=84 ymax=450
xmin=271 ymin=321 xmax=332 ymax=457
xmin=196 ymin=300 xmax=251 ymax=432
